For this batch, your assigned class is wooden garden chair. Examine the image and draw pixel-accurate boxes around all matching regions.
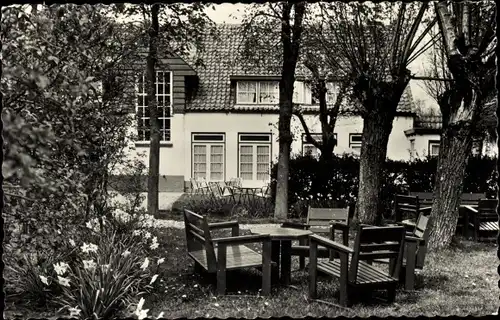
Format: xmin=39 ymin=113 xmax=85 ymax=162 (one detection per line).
xmin=282 ymin=206 xmax=354 ymax=270
xmin=308 ymin=225 xmax=405 ymax=306
xmin=375 ymin=210 xmax=430 ymax=290
xmin=392 ymin=194 xmax=420 ymax=230
xmin=183 ymin=209 xmax=273 ymax=295
xmin=464 ymin=199 xmax=498 ymax=241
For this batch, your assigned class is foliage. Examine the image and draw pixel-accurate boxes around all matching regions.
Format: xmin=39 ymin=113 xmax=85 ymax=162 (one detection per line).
xmin=271 ymin=153 xmax=498 ymax=218
xmin=173 ymin=194 xmax=274 ymax=219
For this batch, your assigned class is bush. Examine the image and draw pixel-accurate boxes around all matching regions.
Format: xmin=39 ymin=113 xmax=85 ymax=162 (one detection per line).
xmin=270 ymin=153 xmax=498 ymax=219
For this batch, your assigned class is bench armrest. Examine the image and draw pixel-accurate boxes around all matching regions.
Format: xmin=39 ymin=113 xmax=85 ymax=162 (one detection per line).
xmin=462 ymin=205 xmax=478 ymax=215
xmin=212 ymin=234 xmax=270 ymax=245
xmin=309 ymin=234 xmax=354 ymax=254
xmin=282 ymin=221 xmax=310 ymax=230
xmin=420 ymin=206 xmax=432 ymax=213
xmin=208 ymin=221 xmax=239 ymax=229
xmin=405 ymin=235 xmax=424 ymax=244
xmin=330 ymin=221 xmax=349 ymax=230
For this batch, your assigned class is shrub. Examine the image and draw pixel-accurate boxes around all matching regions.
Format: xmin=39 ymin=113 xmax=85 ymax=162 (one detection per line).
xmin=270 ymin=153 xmax=498 ymax=219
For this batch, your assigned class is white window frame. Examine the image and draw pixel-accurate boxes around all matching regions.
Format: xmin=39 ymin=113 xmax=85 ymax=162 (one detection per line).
xmin=428 ymin=140 xmax=440 ymax=157
xmin=238 ymin=133 xmax=272 ymax=182
xmin=349 ymin=133 xmax=362 ymax=154
xmin=409 ymin=139 xmax=416 ymax=160
xmin=302 ymin=133 xmax=338 ymax=157
xmin=192 ymin=133 xmax=225 ymax=181
xmin=236 ymin=81 xmax=280 ymax=104
xmin=136 ymin=71 xmax=173 ymax=143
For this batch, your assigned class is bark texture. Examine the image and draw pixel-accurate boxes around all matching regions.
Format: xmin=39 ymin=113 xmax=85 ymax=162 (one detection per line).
xmin=356 ymin=106 xmax=395 ymax=225
xmin=273 ymin=2 xmax=305 ymax=219
xmin=147 ymin=4 xmax=160 ymax=218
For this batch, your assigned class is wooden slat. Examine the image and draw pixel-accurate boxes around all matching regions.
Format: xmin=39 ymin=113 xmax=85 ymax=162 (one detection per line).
xmin=190 ymin=245 xmax=264 ymax=270
xmin=359 ymin=242 xmax=400 ymax=251
xmin=480 ymin=221 xmax=499 ymax=231
xmin=358 ymin=251 xmax=400 ymax=260
xmin=308 ymin=219 xmax=334 ymax=226
xmin=318 ymin=260 xmax=397 ymax=285
xmin=309 ymin=208 xmax=348 ymax=220
xmin=359 ymin=226 xmax=405 ymax=244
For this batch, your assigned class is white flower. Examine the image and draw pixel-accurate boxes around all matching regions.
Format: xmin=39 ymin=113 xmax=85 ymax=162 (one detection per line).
xmin=39 ymin=275 xmax=49 ymax=285
xmin=140 ymin=257 xmax=149 ymax=271
xmin=53 ymin=262 xmax=69 ymax=275
xmin=68 ymin=239 xmax=75 ymax=247
xmin=81 ymin=242 xmax=98 ymax=254
xmin=57 ymin=276 xmax=70 ymax=287
xmin=144 ymin=232 xmax=151 ymax=239
xmin=133 ymin=230 xmax=141 ymax=236
xmin=135 ymin=297 xmax=149 ymax=320
xmin=156 ymin=311 xmax=165 ymax=319
xmin=182 ymin=294 xmax=187 ymax=299
xmin=214 ymin=303 xmax=220 ymax=307
xmin=150 ymin=242 xmax=159 ymax=250
xmin=101 ymin=264 xmax=111 ymax=272
xmin=82 ymin=259 xmax=97 ymax=271
xmin=68 ymin=306 xmax=81 ymax=317
xmin=121 ymin=250 xmax=131 ymax=257
xmin=157 ymin=258 xmax=165 ymax=265
xmin=150 ymin=274 xmax=158 ymax=285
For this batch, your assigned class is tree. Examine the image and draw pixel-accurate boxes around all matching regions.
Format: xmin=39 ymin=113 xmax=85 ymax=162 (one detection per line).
xmin=313 ymin=2 xmax=436 ymax=224
xmin=2 ymin=4 xmax=143 ymax=253
xmin=240 ymin=2 xmax=307 ymax=219
xmin=118 ymin=3 xmax=215 ymax=218
xmin=424 ymin=1 xmax=496 ymax=250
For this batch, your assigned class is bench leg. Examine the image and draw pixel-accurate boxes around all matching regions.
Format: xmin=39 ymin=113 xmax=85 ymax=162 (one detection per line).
xmin=271 ymin=240 xmax=280 ymax=285
xmin=299 ymin=238 xmax=306 ymax=269
xmin=281 ymin=240 xmax=292 ymax=285
xmin=261 ymin=240 xmax=272 ymax=296
xmin=308 ymin=241 xmax=318 ymax=299
xmin=387 ymin=286 xmax=397 ymax=303
xmin=217 ymin=244 xmax=227 ymax=295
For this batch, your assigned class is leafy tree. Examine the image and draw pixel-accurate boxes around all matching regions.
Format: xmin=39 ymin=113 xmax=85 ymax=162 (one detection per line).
xmin=311 ymin=2 xmax=436 ymax=224
xmin=240 ymin=2 xmax=307 ymax=219
xmin=2 ymin=4 xmax=143 ymax=255
xmin=424 ymin=1 xmax=496 ymax=250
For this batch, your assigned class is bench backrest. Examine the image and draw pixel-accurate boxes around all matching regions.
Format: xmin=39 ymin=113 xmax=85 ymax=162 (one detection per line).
xmin=409 ymin=192 xmax=486 ymax=207
xmin=208 ymin=182 xmax=223 ymax=197
xmin=307 ymin=206 xmax=351 ymax=234
xmin=394 ymin=194 xmax=420 ymax=222
xmin=183 ymin=209 xmax=217 ymax=272
xmin=411 ymin=212 xmax=430 ymax=269
xmin=478 ymin=199 xmax=498 ymax=222
xmin=350 ymin=225 xmax=405 ymax=283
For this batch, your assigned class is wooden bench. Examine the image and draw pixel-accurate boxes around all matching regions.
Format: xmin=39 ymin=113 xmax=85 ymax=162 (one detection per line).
xmin=183 ymin=209 xmax=273 ymax=295
xmin=282 ymin=206 xmax=354 ymax=270
xmin=409 ymin=192 xmax=485 ymax=236
xmin=309 ymin=225 xmax=405 ymax=306
xmin=464 ymin=199 xmax=498 ymax=241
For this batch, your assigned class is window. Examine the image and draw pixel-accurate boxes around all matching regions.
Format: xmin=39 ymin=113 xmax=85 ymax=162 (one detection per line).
xmin=349 ymin=133 xmax=362 ymax=154
xmin=237 ymin=81 xmax=279 ymax=104
xmin=136 ymin=71 xmax=172 ymax=142
xmin=238 ymin=133 xmax=272 ymax=181
xmin=293 ymin=81 xmax=312 ymax=104
xmin=409 ymin=139 xmax=415 ymax=160
xmin=428 ymin=140 xmax=440 ymax=157
xmin=311 ymin=82 xmax=338 ymax=104
xmin=192 ymin=134 xmax=225 ymax=181
xmin=302 ymin=133 xmax=337 ymax=157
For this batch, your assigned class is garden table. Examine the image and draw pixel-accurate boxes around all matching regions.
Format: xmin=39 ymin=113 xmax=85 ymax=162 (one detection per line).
xmin=248 ymin=226 xmax=313 ymax=286
xmin=231 ymin=187 xmax=262 ymax=205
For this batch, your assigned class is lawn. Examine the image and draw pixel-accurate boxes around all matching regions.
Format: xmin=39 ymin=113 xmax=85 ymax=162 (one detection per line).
xmin=149 ymin=227 xmax=497 ymax=318
xmin=5 ymin=225 xmax=497 ymax=318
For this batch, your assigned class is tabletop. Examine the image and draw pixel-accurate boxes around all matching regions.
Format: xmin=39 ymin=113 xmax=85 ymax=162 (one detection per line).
xmin=249 ymin=226 xmax=313 ymax=240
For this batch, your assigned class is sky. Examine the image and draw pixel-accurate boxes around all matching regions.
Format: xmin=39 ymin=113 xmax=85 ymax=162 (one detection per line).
xmin=206 ymin=3 xmax=440 ymax=112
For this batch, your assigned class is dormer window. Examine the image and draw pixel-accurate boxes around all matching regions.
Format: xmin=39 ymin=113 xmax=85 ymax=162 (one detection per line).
xmin=311 ymin=82 xmax=339 ymax=104
xmin=236 ymin=81 xmax=279 ymax=104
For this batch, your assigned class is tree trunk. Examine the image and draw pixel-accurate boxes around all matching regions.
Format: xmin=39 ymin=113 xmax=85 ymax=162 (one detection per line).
xmin=274 ymin=104 xmax=293 ymax=219
xmin=427 ymin=122 xmax=474 ymax=250
xmin=356 ymin=107 xmax=394 ymax=225
xmin=146 ymin=4 xmax=160 ymax=218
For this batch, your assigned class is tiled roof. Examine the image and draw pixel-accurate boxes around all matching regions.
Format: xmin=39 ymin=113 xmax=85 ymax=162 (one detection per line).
xmin=185 ymin=24 xmax=415 ymax=114
xmin=415 ymin=115 xmax=442 ymax=129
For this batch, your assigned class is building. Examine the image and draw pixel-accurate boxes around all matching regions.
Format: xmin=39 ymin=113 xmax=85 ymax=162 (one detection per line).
xmin=114 ymin=24 xmax=496 ymax=209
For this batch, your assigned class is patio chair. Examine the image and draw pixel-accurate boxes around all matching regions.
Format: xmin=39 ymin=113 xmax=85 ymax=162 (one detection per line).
xmin=465 ymin=199 xmax=498 ymax=241
xmin=283 ymin=205 xmax=354 ymax=270
xmin=309 ymin=225 xmax=405 ymax=306
xmin=190 ymin=177 xmax=210 ymax=195
xmin=183 ymin=209 xmax=273 ymax=295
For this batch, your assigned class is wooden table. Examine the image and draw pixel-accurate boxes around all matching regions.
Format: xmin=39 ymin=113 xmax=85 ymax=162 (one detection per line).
xmin=249 ymin=226 xmax=313 ymax=286
xmin=230 ymin=187 xmax=262 ymax=205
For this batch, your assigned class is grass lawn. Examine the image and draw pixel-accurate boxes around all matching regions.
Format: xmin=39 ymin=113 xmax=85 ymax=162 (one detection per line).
xmin=5 ymin=226 xmax=497 ymax=318
xmin=148 ymin=227 xmax=497 ymax=318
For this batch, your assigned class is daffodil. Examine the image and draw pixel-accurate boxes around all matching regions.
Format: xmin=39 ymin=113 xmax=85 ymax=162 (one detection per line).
xmin=101 ymin=264 xmax=110 ymax=272
xmin=140 ymin=257 xmax=149 ymax=271
xmin=57 ymin=276 xmax=70 ymax=287
xmin=82 ymin=259 xmax=96 ymax=270
xmin=150 ymin=274 xmax=158 ymax=285
xmin=150 ymin=242 xmax=159 ymax=250
xmin=133 ymin=230 xmax=141 ymax=236
xmin=121 ymin=250 xmax=131 ymax=257
xmin=53 ymin=262 xmax=69 ymax=275
xmin=156 ymin=311 xmax=165 ymax=319
xmin=134 ymin=297 xmax=149 ymax=320
xmin=81 ymin=242 xmax=98 ymax=254
xmin=144 ymin=231 xmax=151 ymax=239
xmin=39 ymin=275 xmax=49 ymax=285
xmin=157 ymin=258 xmax=165 ymax=265
xmin=68 ymin=239 xmax=76 ymax=247
xmin=68 ymin=306 xmax=81 ymax=317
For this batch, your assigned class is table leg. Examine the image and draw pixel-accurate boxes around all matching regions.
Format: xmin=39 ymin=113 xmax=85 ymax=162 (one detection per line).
xmin=280 ymin=240 xmax=292 ymax=286
xmin=405 ymin=241 xmax=418 ymax=291
xmin=271 ymin=240 xmax=280 ymax=285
